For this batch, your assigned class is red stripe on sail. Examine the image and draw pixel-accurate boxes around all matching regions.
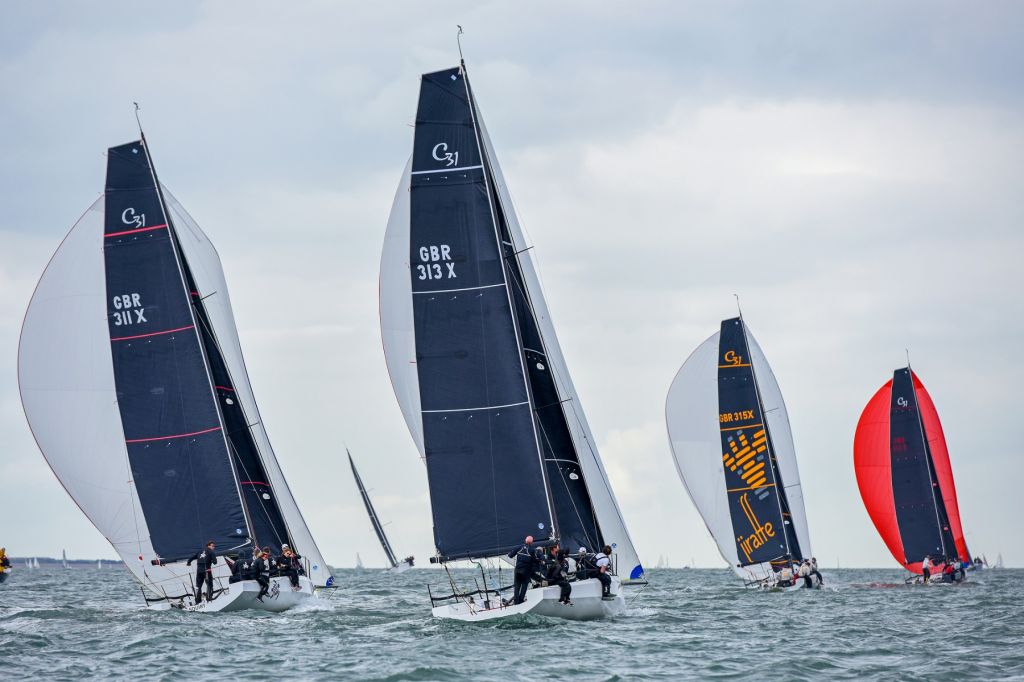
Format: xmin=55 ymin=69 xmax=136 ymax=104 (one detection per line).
xmin=105 ymin=224 xmax=168 ymax=238
xmin=110 ymin=325 xmax=194 ymax=342
xmin=125 ymin=425 xmax=221 ymax=444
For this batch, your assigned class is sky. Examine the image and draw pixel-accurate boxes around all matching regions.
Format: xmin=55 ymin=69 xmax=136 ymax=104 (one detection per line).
xmin=1 ymin=1 xmax=1022 ymax=569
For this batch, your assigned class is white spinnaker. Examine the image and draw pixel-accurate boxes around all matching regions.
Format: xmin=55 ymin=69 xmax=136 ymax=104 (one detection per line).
xmin=379 ymin=157 xmax=424 ymax=458
xmin=18 ymin=198 xmax=212 ymax=597
xmin=666 ymin=327 xmax=811 ymax=582
xmin=164 ymin=191 xmax=332 ymax=586
xmin=478 ymin=115 xmax=645 ymax=581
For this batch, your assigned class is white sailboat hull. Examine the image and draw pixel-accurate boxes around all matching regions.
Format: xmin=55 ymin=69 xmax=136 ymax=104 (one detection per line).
xmin=432 ymin=577 xmax=624 ymax=622
xmin=149 ymin=576 xmax=316 ymax=613
xmin=389 ymin=560 xmax=414 ymax=574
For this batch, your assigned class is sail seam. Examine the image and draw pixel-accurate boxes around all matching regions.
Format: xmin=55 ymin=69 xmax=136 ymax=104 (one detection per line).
xmin=411 ymin=164 xmax=483 ymax=175
xmin=413 ymin=282 xmax=505 ymax=295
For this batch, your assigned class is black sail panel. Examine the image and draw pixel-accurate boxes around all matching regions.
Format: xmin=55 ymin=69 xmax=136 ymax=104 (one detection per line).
xmin=349 ymin=452 xmax=398 ymax=567
xmin=411 ymin=67 xmax=553 ymax=561
xmin=717 ymin=318 xmax=798 ymax=566
xmin=890 ymin=368 xmax=953 ymax=562
xmin=103 ymin=141 xmax=249 ymax=560
xmin=490 ymin=164 xmax=603 ymax=554
xmin=180 ymin=258 xmax=292 ymax=556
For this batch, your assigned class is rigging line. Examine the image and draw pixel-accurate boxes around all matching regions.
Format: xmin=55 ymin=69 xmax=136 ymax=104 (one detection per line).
xmin=456 ymin=25 xmax=465 ymax=64
xmin=534 ymin=408 xmax=601 ymax=551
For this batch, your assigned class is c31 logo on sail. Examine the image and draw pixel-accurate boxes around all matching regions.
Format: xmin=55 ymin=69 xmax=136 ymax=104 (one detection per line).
xmin=432 ymin=142 xmax=458 ymax=167
xmin=896 ymin=396 xmax=908 ymax=408
xmin=723 ymin=350 xmax=742 ymax=366
xmin=121 ymin=207 xmax=145 ymax=228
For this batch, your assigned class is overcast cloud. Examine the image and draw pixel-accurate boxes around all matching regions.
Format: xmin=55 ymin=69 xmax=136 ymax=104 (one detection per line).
xmin=1 ymin=1 xmax=1022 ymax=569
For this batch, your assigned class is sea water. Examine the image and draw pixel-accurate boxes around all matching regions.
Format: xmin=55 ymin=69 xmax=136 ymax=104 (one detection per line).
xmin=1 ymin=567 xmax=1021 ymax=680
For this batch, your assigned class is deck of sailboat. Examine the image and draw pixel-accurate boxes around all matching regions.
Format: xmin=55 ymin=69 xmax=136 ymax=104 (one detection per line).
xmin=431 ymin=576 xmax=625 ymax=622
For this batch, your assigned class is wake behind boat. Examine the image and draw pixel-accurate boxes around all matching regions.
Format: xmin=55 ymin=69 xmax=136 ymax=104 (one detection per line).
xmin=18 ymin=128 xmax=333 ymax=612
xmin=380 ymin=56 xmax=644 ymax=622
xmin=348 ymin=450 xmax=414 ymax=573
xmin=666 ymin=313 xmax=821 ymax=591
xmin=854 ymin=364 xmax=973 ymax=586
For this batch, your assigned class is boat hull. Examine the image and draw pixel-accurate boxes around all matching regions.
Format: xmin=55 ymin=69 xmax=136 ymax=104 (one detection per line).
xmin=432 ymin=576 xmax=624 ymax=622
xmin=389 ymin=560 xmax=414 ymax=574
xmin=149 ymin=576 xmax=316 ymax=613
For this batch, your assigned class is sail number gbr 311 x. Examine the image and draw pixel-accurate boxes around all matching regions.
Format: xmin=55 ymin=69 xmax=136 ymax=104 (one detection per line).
xmin=416 ymin=244 xmax=456 ymax=281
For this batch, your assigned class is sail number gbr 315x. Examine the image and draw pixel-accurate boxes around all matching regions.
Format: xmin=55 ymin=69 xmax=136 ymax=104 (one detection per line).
xmin=416 ymin=244 xmax=456 ymax=281
xmin=720 ymin=409 xmax=755 ymax=424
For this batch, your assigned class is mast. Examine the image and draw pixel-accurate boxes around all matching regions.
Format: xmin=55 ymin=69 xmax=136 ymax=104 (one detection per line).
xmin=735 ymin=304 xmax=796 ymax=561
xmin=459 ymin=60 xmax=560 ymax=546
xmin=348 ymin=449 xmax=398 ymax=568
xmin=905 ymin=359 xmax=953 ymax=560
xmin=132 ymin=117 xmax=255 ymax=550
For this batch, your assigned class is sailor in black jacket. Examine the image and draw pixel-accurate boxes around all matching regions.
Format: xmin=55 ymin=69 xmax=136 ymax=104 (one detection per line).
xmin=253 ymin=547 xmax=271 ymax=602
xmin=507 ymin=535 xmax=537 ymax=605
xmin=186 ymin=541 xmax=217 ymax=603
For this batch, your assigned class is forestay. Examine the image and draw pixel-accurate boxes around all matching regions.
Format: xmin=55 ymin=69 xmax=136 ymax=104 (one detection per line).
xmin=666 ymin=319 xmax=811 ymax=581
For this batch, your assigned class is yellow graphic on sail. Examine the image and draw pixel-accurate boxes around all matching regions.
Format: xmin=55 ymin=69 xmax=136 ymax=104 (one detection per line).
xmin=736 ymin=492 xmax=776 ymax=563
xmin=721 ymin=429 xmax=769 ymax=489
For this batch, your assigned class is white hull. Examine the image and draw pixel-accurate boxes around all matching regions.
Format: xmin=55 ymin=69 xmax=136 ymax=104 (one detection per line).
xmin=149 ymin=576 xmax=316 ymax=613
xmin=432 ymin=577 xmax=624 ymax=622
xmin=389 ymin=560 xmax=414 ymax=574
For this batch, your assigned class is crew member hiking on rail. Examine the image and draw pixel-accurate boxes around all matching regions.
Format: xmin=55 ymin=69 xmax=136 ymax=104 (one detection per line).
xmin=277 ymin=544 xmax=304 ymax=590
xmin=254 ymin=547 xmax=272 ymax=603
xmin=186 ymin=540 xmax=217 ymax=603
xmin=508 ymin=535 xmax=537 ymax=605
xmin=546 ymin=546 xmax=572 ymax=606
xmin=922 ymin=555 xmax=932 ymax=584
xmin=595 ymin=545 xmax=613 ymax=598
xmin=809 ymin=557 xmax=824 ymax=586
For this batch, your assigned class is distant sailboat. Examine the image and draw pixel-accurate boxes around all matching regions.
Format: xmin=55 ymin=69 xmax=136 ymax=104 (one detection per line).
xmin=19 ymin=129 xmax=333 ymax=612
xmin=62 ymin=550 xmax=69 ymax=569
xmin=348 ymin=450 xmax=413 ymax=573
xmin=32 ymin=558 xmax=39 ymax=570
xmin=995 ymin=554 xmax=1005 ymax=569
xmin=666 ymin=314 xmax=816 ymax=590
xmin=854 ymin=365 xmax=972 ymax=584
xmin=97 ymin=559 xmax=103 ymax=570
xmin=380 ymin=55 xmax=644 ymax=621
xmin=355 ymin=553 xmax=365 ymax=570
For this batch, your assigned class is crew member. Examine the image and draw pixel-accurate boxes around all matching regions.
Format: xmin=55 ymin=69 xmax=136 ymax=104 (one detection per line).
xmin=0 ymin=547 xmax=10 ymax=574
xmin=809 ymin=557 xmax=824 ymax=586
xmin=777 ymin=562 xmax=795 ymax=588
xmin=594 ymin=545 xmax=613 ymax=598
xmin=575 ymin=547 xmax=594 ymax=580
xmin=798 ymin=559 xmax=812 ymax=588
xmin=254 ymin=547 xmax=272 ymax=602
xmin=278 ymin=545 xmax=304 ymax=590
xmin=186 ymin=540 xmax=218 ymax=603
xmin=921 ymin=555 xmax=932 ymax=584
xmin=507 ymin=535 xmax=537 ymax=605
xmin=546 ymin=547 xmax=572 ymax=605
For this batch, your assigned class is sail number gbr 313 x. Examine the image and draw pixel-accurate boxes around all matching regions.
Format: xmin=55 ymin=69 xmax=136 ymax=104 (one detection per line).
xmin=416 ymin=244 xmax=457 ymax=281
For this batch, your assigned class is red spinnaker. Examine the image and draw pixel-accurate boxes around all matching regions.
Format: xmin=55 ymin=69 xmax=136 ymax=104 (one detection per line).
xmin=853 ymin=371 xmax=969 ymax=573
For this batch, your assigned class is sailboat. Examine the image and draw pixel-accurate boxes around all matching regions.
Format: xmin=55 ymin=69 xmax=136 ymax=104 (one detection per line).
xmin=380 ymin=57 xmax=644 ymax=621
xmin=854 ymin=365 xmax=972 ymax=584
xmin=97 ymin=559 xmax=103 ymax=570
xmin=666 ymin=315 xmax=817 ymax=590
xmin=348 ymin=450 xmax=413 ymax=573
xmin=994 ymin=554 xmax=1005 ymax=570
xmin=355 ymin=553 xmax=365 ymax=570
xmin=19 ymin=130 xmax=333 ymax=612
xmin=32 ymin=558 xmax=40 ymax=570
xmin=62 ymin=550 xmax=69 ymax=570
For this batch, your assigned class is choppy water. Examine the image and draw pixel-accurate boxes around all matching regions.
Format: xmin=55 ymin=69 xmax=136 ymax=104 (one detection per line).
xmin=1 ymin=567 xmax=1021 ymax=680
